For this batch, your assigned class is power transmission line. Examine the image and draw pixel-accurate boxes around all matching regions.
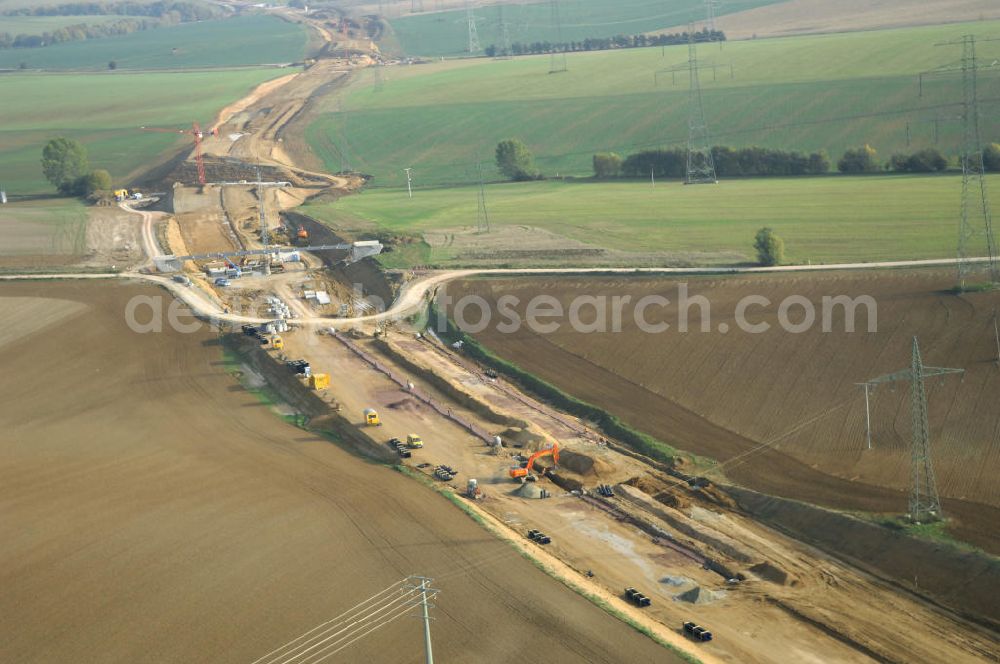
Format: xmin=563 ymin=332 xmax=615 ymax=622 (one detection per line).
xmin=861 ymin=337 xmax=964 ymax=523
xmin=251 ymin=576 xmax=439 ymax=664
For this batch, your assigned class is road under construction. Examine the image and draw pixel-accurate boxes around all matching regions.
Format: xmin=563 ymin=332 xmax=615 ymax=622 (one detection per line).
xmin=2 ymin=7 xmax=999 ymax=664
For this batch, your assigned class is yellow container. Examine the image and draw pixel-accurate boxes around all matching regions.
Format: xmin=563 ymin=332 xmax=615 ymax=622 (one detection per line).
xmin=309 ymin=373 xmax=330 ymax=390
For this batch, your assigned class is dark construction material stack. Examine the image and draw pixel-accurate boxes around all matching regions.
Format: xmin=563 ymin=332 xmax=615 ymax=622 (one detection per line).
xmin=624 ymin=587 xmax=651 ymax=607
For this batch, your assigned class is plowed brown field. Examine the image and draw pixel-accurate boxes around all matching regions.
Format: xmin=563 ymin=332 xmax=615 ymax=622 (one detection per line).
xmin=0 ymin=281 xmax=678 ymax=663
xmin=449 ymin=270 xmax=1000 ymax=553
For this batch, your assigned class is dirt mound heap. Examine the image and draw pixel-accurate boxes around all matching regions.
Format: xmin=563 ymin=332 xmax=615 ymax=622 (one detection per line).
xmin=674 ymin=586 xmax=727 ymax=605
xmin=559 ymin=449 xmax=615 ymax=477
xmin=749 ymin=561 xmax=792 ymax=585
xmin=497 ymin=427 xmax=545 ymax=449
xmin=387 ymin=397 xmax=420 ymax=412
xmin=660 ymin=575 xmax=693 ymax=587
xmin=625 ymin=475 xmax=692 ymax=509
xmin=514 ymin=482 xmax=549 ymax=499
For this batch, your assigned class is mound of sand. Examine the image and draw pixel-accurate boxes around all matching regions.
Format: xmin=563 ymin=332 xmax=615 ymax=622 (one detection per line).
xmin=387 ymin=397 xmax=420 ymax=412
xmin=749 ymin=561 xmax=791 ymax=586
xmin=497 ymin=427 xmax=544 ymax=449
xmin=559 ymin=449 xmax=616 ymax=477
xmin=674 ymin=586 xmax=727 ymax=605
xmin=660 ymin=575 xmax=694 ymax=587
xmin=514 ymin=482 xmax=546 ymax=499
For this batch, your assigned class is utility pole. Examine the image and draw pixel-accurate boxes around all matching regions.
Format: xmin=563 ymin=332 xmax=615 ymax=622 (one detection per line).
xmin=862 ymin=337 xmax=964 ymax=522
xmin=418 ymin=577 xmax=434 ymax=664
xmin=548 ymin=0 xmax=567 ymax=73
xmin=476 ymin=160 xmax=490 ymax=233
xmin=857 ymin=382 xmax=872 ymax=450
xmin=496 ymin=3 xmax=512 ymax=59
xmin=465 ymin=0 xmax=480 ymax=54
xmin=932 ymin=35 xmax=1000 ymax=288
xmin=404 ymin=167 xmax=413 ymax=198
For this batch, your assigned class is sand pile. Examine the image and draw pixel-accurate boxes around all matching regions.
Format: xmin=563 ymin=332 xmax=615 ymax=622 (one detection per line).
xmin=559 ymin=449 xmax=616 ymax=477
xmin=749 ymin=561 xmax=791 ymax=585
xmin=515 ymin=482 xmax=547 ymax=499
xmin=660 ymin=575 xmax=694 ymax=587
xmin=387 ymin=397 xmax=420 ymax=412
xmin=674 ymin=586 xmax=727 ymax=604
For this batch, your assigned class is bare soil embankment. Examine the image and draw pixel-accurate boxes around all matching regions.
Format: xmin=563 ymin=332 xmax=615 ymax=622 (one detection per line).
xmin=449 ymin=270 xmax=1000 ymax=553
xmin=0 ymin=280 xmax=681 ymax=664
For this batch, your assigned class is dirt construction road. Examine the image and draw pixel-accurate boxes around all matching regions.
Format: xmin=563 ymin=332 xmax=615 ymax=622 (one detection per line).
xmin=0 ymin=281 xmax=683 ymax=663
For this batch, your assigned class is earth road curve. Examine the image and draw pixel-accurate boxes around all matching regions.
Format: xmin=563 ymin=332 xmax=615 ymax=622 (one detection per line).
xmin=0 ymin=256 xmax=992 ymax=329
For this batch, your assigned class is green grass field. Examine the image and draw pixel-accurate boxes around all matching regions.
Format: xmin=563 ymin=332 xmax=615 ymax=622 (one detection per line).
xmin=0 ymin=14 xmax=306 ymax=70
xmin=0 ymin=68 xmax=290 ymax=194
xmin=387 ymin=0 xmax=784 ymax=57
xmin=301 ymin=175 xmax=998 ymax=266
xmin=0 ymin=198 xmax=88 ymax=256
xmin=307 ymin=20 xmax=1000 ymax=188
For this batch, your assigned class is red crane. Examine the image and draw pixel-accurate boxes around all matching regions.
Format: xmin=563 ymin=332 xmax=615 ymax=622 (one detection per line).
xmin=139 ymin=122 xmax=218 ymax=185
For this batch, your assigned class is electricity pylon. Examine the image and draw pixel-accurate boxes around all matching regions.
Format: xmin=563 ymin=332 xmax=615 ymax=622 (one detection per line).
xmin=548 ymin=0 xmax=567 ymax=73
xmin=654 ymin=28 xmax=719 ymax=184
xmin=496 ymin=3 xmax=512 ymax=59
xmin=465 ymin=0 xmax=480 ymax=54
xmin=925 ymin=35 xmax=1000 ymax=288
xmin=861 ymin=337 xmax=964 ymax=523
xmin=685 ymin=27 xmax=717 ymax=184
xmin=704 ymin=0 xmax=719 ymax=32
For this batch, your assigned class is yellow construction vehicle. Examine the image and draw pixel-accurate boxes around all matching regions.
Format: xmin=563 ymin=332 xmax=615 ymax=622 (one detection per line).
xmin=510 ymin=442 xmax=559 ymax=480
xmin=271 ymin=335 xmax=284 ymax=350
xmin=364 ymin=408 xmax=381 ymax=426
xmin=406 ymin=433 xmax=423 ymax=449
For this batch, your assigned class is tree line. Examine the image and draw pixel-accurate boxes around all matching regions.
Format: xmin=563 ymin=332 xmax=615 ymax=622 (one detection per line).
xmin=2 ymin=1 xmax=217 ymax=19
xmin=591 ymin=146 xmax=831 ymax=178
xmin=837 ymin=143 xmax=1000 ymax=174
xmin=592 ymin=143 xmax=1000 ymax=178
xmin=0 ymin=1 xmax=219 ymax=50
xmin=484 ymin=28 xmax=724 ymax=58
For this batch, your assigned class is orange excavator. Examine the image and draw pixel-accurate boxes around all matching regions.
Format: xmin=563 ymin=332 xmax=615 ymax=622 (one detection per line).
xmin=509 ymin=442 xmax=559 ymax=480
